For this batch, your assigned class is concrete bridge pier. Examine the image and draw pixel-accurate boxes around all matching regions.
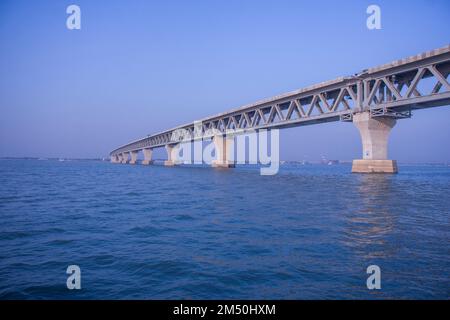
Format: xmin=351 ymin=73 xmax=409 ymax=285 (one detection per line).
xmin=142 ymin=148 xmax=153 ymax=165
xmin=110 ymin=155 xmax=119 ymax=163
xmin=164 ymin=144 xmax=179 ymax=166
xmin=352 ymin=112 xmax=397 ymax=173
xmin=211 ymin=135 xmax=235 ymax=168
xmin=121 ymin=152 xmax=129 ymax=164
xmin=129 ymin=151 xmax=138 ymax=165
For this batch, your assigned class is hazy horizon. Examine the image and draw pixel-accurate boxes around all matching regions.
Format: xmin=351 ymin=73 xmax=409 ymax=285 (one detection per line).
xmin=1 ymin=156 xmax=449 ymax=165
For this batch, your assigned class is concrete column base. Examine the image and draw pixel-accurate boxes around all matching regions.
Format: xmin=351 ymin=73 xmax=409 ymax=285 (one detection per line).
xmin=129 ymin=151 xmax=138 ymax=165
xmin=164 ymin=145 xmax=179 ymax=167
xmin=352 ymin=160 xmax=398 ymax=173
xmin=211 ymin=160 xmax=235 ymax=168
xmin=212 ymin=135 xmax=234 ymax=169
xmin=142 ymin=148 xmax=153 ymax=166
xmin=121 ymin=153 xmax=128 ymax=164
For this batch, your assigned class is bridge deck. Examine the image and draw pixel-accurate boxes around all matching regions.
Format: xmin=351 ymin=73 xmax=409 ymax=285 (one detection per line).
xmin=111 ymin=45 xmax=450 ymax=156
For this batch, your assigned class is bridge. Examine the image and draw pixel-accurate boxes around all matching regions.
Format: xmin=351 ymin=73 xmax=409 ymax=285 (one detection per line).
xmin=110 ymin=45 xmax=450 ymax=173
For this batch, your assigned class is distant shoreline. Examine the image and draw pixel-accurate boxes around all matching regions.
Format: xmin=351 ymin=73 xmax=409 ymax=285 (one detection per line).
xmin=0 ymin=157 xmax=104 ymax=161
xmin=1 ymin=157 xmax=449 ymax=166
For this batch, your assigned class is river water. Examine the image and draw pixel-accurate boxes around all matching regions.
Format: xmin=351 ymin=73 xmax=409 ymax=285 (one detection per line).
xmin=0 ymin=159 xmax=448 ymax=299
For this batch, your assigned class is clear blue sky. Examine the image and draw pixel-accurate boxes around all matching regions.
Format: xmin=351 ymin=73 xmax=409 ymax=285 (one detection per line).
xmin=0 ymin=0 xmax=449 ymax=162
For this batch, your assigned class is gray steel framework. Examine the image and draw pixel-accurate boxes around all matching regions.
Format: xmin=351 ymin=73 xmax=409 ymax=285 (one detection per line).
xmin=110 ymin=45 xmax=450 ymax=156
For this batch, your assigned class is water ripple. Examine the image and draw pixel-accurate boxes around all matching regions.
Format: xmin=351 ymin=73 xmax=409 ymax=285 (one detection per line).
xmin=0 ymin=160 xmax=448 ymax=299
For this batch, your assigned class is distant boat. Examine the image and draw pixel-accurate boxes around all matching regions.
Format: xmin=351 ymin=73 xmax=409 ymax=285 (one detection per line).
xmin=327 ymin=160 xmax=339 ymax=165
xmin=58 ymin=158 xmax=65 ymax=162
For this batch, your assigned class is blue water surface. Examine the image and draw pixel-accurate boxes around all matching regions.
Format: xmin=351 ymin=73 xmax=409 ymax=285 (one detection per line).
xmin=0 ymin=159 xmax=448 ymax=299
